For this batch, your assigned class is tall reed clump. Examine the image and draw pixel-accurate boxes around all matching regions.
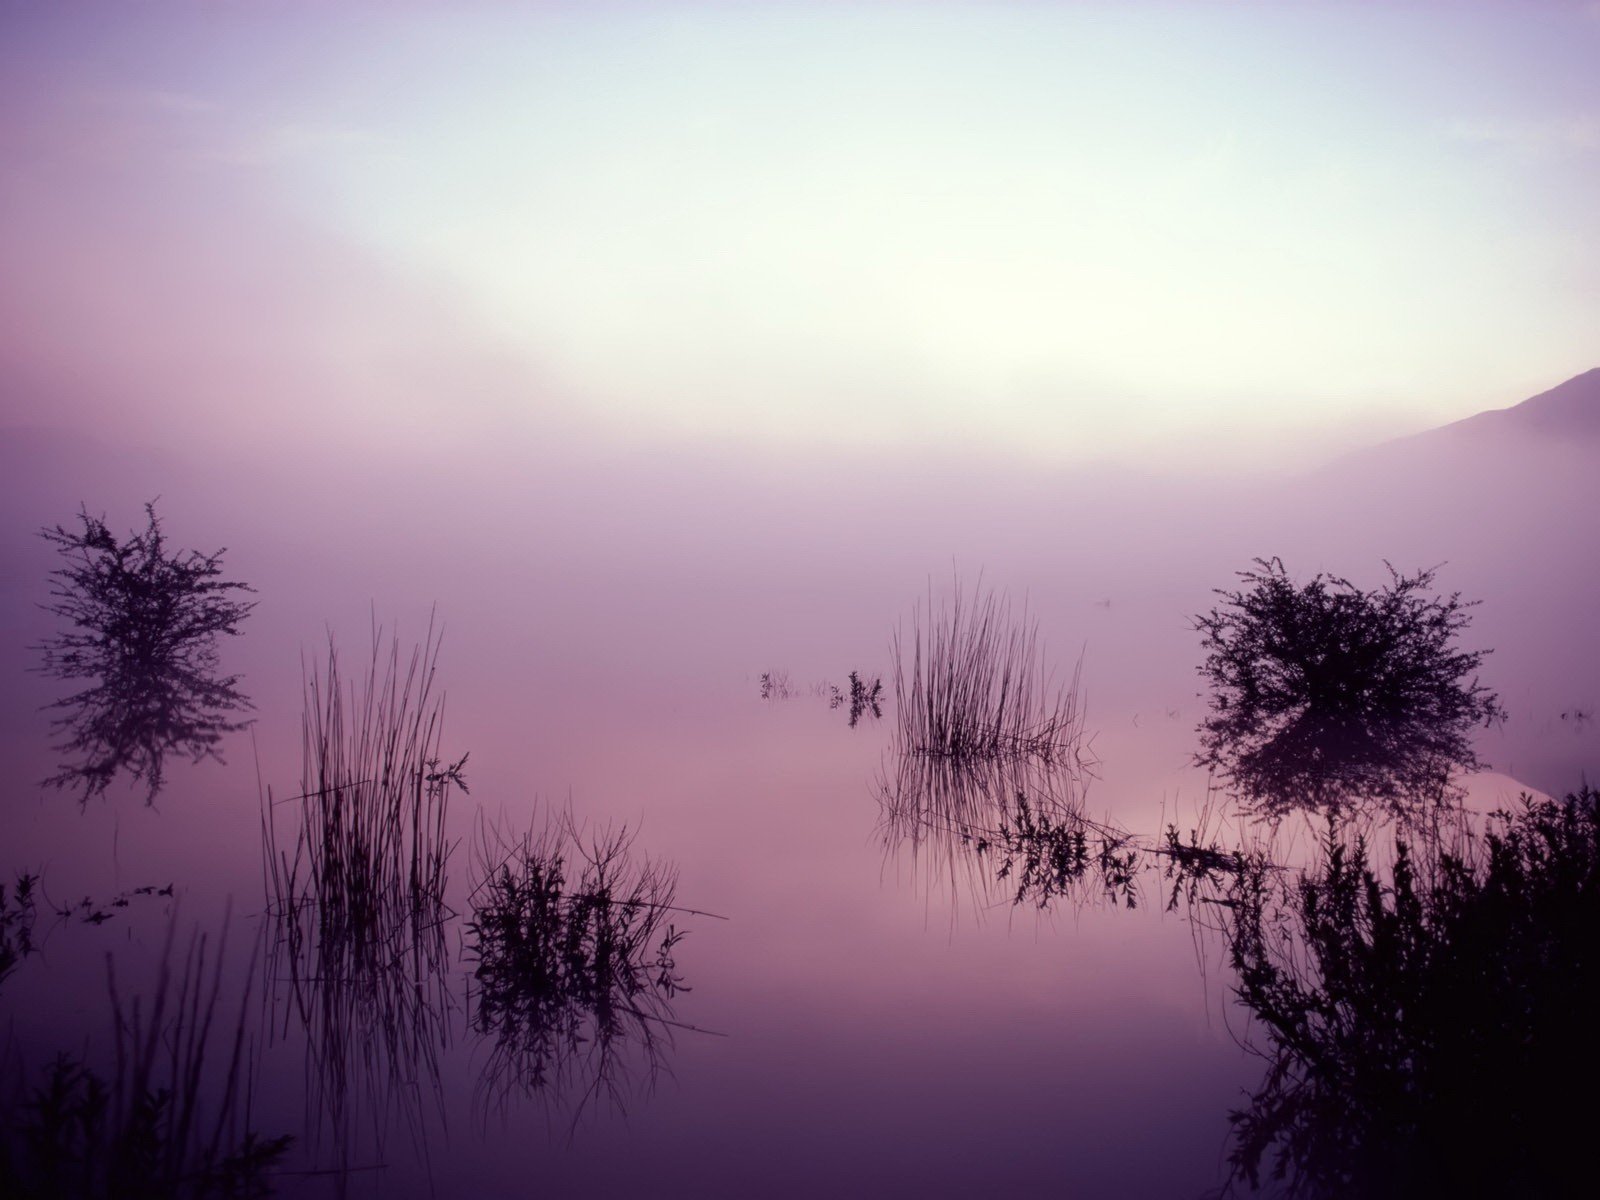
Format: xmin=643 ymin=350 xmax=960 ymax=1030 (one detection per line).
xmin=265 ymin=619 xmax=465 ymax=960
xmin=893 ymin=581 xmax=1089 ymax=766
xmin=262 ymin=621 xmax=464 ymax=1160
xmin=0 ymin=916 xmax=291 ymax=1198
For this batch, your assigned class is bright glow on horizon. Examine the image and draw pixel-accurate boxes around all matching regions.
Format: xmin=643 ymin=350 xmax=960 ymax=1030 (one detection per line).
xmin=2 ymin=3 xmax=1597 ymax=467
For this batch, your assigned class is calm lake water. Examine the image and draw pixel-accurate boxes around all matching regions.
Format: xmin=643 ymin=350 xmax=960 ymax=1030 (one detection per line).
xmin=1 ymin=432 xmax=1595 ymax=1198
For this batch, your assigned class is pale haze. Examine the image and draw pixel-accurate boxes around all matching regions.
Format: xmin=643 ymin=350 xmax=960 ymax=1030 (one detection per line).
xmin=1 ymin=5 xmax=1597 ymax=1199
xmin=3 ymin=2 xmax=1598 ymax=467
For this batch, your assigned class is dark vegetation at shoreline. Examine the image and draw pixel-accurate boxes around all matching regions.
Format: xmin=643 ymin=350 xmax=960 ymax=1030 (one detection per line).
xmin=1219 ymin=787 xmax=1600 ymax=1198
xmin=0 ymin=918 xmax=290 ymax=1199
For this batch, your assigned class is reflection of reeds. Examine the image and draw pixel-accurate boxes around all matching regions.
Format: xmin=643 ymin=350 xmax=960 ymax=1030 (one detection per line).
xmin=465 ymin=811 xmax=707 ymax=1126
xmin=893 ymin=582 xmax=1088 ymax=765
xmin=0 ymin=914 xmax=290 ymax=1198
xmin=261 ymin=621 xmax=464 ymax=1176
xmin=267 ymin=620 xmax=462 ymax=947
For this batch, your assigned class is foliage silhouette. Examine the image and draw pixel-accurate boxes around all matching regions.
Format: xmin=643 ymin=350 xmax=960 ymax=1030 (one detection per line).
xmin=829 ymin=671 xmax=884 ymax=727
xmin=1194 ymin=559 xmax=1503 ymax=821
xmin=0 ymin=917 xmax=290 ymax=1198
xmin=1219 ymin=787 xmax=1600 ymax=1198
xmin=34 ymin=503 xmax=255 ymax=805
xmin=262 ymin=622 xmax=462 ymax=1169
xmin=0 ymin=874 xmax=39 ymax=994
xmin=465 ymin=811 xmax=710 ymax=1126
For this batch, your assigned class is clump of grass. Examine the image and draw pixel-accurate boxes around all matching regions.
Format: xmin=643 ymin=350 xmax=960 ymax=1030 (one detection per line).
xmin=465 ymin=810 xmax=710 ymax=1124
xmin=262 ymin=620 xmax=463 ymax=1164
xmin=0 ymin=916 xmax=290 ymax=1198
xmin=893 ymin=581 xmax=1088 ymax=765
xmin=265 ymin=619 xmax=464 ymax=961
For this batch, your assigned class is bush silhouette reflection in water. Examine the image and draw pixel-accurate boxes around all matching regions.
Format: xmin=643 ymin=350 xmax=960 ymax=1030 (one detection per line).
xmin=1194 ymin=559 xmax=1503 ymax=823
xmin=465 ymin=811 xmax=717 ymax=1126
xmin=262 ymin=622 xmax=463 ymax=1170
xmin=33 ymin=504 xmax=256 ymax=805
xmin=1216 ymin=787 xmax=1600 ymax=1199
xmin=0 ymin=916 xmax=290 ymax=1199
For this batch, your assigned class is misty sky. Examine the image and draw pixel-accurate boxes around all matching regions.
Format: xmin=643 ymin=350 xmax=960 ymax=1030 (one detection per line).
xmin=2 ymin=1 xmax=1597 ymax=468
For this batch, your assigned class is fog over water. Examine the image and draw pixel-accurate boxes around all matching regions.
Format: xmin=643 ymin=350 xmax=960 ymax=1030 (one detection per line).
xmin=3 ymin=4 xmax=1598 ymax=1197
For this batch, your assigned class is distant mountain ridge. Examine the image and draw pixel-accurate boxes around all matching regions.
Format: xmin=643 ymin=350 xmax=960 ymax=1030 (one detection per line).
xmin=1436 ymin=367 xmax=1600 ymax=440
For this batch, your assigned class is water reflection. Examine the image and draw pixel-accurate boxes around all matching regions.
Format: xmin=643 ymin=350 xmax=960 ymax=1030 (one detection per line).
xmin=262 ymin=625 xmax=464 ymax=1175
xmin=0 ymin=874 xmax=39 ymax=994
xmin=0 ymin=915 xmax=290 ymax=1199
xmin=1216 ymin=787 xmax=1599 ymax=1197
xmin=1193 ymin=559 xmax=1504 ymax=823
xmin=33 ymin=504 xmax=256 ymax=805
xmin=465 ymin=812 xmax=711 ymax=1127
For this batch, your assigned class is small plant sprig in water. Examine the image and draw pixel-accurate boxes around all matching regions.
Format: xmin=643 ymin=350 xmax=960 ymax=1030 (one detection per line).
xmin=465 ymin=810 xmax=716 ymax=1124
xmin=0 ymin=874 xmax=39 ymax=992
xmin=829 ymin=671 xmax=884 ymax=727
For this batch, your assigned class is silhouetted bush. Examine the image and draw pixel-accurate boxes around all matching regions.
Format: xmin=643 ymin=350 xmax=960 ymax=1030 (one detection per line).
xmin=1222 ymin=786 xmax=1600 ymax=1197
xmin=465 ymin=813 xmax=696 ymax=1123
xmin=34 ymin=503 xmax=255 ymax=804
xmin=1195 ymin=559 xmax=1502 ymax=821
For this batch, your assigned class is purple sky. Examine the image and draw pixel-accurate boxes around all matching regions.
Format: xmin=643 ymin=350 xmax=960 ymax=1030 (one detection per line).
xmin=3 ymin=1 xmax=1597 ymax=470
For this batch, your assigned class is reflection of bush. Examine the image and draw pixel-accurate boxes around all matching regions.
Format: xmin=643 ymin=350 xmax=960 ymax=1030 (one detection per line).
xmin=1195 ymin=559 xmax=1503 ymax=821
xmin=1221 ymin=787 xmax=1600 ymax=1197
xmin=466 ymin=816 xmax=690 ymax=1120
xmin=34 ymin=504 xmax=255 ymax=804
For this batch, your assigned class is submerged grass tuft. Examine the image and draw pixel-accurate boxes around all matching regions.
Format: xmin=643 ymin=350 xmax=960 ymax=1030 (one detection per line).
xmin=465 ymin=809 xmax=709 ymax=1125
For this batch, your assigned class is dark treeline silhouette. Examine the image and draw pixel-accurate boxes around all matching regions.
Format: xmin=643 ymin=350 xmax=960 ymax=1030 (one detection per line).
xmin=1194 ymin=558 xmax=1503 ymax=822
xmin=33 ymin=503 xmax=255 ymax=804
